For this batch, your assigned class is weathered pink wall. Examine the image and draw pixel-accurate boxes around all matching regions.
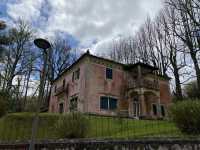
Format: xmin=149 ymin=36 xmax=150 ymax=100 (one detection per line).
xmin=84 ymin=61 xmax=125 ymax=115
xmin=159 ymin=80 xmax=172 ymax=106
xmin=49 ymin=58 xmax=87 ymax=113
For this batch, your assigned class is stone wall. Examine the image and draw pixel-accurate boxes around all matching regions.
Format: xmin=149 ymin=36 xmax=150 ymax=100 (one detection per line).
xmin=1 ymin=139 xmax=200 ymax=150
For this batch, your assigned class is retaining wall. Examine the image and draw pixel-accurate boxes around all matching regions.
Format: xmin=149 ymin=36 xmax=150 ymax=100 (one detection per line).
xmin=0 ymin=139 xmax=200 ymax=150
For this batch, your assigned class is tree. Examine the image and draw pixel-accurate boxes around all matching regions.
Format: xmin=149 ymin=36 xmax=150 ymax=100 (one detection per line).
xmin=48 ymin=38 xmax=72 ymax=81
xmin=0 ymin=20 xmax=7 ymax=57
xmin=0 ymin=20 xmax=34 ymax=111
xmin=2 ymin=20 xmax=33 ymax=92
xmin=166 ymin=0 xmax=200 ymax=97
xmin=38 ymin=37 xmax=78 ymax=110
xmin=160 ymin=8 xmax=187 ymax=100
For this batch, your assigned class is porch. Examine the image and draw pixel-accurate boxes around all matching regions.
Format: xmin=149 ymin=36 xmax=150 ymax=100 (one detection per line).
xmin=128 ymin=89 xmax=165 ymax=119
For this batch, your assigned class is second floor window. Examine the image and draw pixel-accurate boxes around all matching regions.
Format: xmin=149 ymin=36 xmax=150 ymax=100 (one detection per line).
xmin=72 ymin=68 xmax=80 ymax=81
xmin=106 ymin=68 xmax=113 ymax=79
xmin=63 ymin=79 xmax=66 ymax=88
xmin=75 ymin=68 xmax=80 ymax=79
xmin=54 ymin=85 xmax=57 ymax=93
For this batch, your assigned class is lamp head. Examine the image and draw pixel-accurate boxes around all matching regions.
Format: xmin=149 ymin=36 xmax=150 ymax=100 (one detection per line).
xmin=34 ymin=38 xmax=51 ymax=50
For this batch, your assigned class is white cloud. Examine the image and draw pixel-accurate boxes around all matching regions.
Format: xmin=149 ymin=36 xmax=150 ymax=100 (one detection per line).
xmin=6 ymin=0 xmax=163 ymax=53
xmin=7 ymin=0 xmax=44 ymax=22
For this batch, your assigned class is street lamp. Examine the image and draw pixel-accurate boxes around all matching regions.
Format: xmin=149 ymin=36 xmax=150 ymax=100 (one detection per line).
xmin=29 ymin=38 xmax=51 ymax=150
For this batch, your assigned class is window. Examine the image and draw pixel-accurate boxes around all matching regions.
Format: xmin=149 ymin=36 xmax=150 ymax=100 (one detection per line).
xmin=100 ymin=96 xmax=117 ymax=110
xmin=63 ymin=79 xmax=66 ymax=88
xmin=70 ymin=97 xmax=78 ymax=111
xmin=54 ymin=85 xmax=57 ymax=93
xmin=161 ymin=105 xmax=165 ymax=117
xmin=59 ymin=103 xmax=64 ymax=114
xmin=72 ymin=72 xmax=75 ymax=81
xmin=106 ymin=68 xmax=113 ymax=79
xmin=152 ymin=104 xmax=157 ymax=116
xmin=100 ymin=96 xmax=109 ymax=109
xmin=109 ymin=98 xmax=117 ymax=109
xmin=72 ymin=68 xmax=80 ymax=81
xmin=75 ymin=68 xmax=80 ymax=79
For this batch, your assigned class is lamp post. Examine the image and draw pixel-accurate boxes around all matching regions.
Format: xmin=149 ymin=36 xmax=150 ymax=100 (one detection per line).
xmin=29 ymin=38 xmax=51 ymax=150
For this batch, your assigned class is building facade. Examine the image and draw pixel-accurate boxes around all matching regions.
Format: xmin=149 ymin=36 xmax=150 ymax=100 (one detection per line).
xmin=49 ymin=51 xmax=171 ymax=119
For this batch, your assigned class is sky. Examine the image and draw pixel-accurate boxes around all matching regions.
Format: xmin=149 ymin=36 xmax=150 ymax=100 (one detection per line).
xmin=0 ymin=0 xmax=163 ymax=54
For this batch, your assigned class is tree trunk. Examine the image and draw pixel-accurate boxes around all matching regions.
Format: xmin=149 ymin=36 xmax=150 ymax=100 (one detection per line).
xmin=173 ymin=63 xmax=183 ymax=100
xmin=191 ymin=52 xmax=200 ymax=97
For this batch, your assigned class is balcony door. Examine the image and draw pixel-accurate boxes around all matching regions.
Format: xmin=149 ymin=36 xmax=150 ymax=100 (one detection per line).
xmin=133 ymin=98 xmax=140 ymax=118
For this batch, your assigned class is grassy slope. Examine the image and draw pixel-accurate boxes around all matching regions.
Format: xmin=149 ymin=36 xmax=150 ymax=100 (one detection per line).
xmin=0 ymin=113 xmax=181 ymax=141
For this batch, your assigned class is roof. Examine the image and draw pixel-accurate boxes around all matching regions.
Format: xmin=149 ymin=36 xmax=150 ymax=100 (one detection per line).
xmin=123 ymin=62 xmax=158 ymax=71
xmin=52 ymin=51 xmax=169 ymax=83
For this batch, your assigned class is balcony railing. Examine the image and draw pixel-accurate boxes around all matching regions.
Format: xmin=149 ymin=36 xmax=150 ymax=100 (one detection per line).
xmin=54 ymin=84 xmax=68 ymax=96
xmin=128 ymin=79 xmax=159 ymax=90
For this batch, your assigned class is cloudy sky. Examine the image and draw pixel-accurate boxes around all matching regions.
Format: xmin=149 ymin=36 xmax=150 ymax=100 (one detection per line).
xmin=0 ymin=0 xmax=163 ymax=54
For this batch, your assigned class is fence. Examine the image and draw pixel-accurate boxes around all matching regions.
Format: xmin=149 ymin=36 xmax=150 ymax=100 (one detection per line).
xmin=0 ymin=112 xmax=190 ymax=142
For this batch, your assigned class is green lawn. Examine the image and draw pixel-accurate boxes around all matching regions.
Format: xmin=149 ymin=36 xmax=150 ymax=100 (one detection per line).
xmin=0 ymin=113 xmax=182 ymax=141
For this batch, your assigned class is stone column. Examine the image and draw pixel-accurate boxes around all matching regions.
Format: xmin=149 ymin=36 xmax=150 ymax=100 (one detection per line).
xmin=128 ymin=97 xmax=132 ymax=117
xmin=156 ymin=92 xmax=161 ymax=118
xmin=137 ymin=64 xmax=146 ymax=118
xmin=139 ymin=90 xmax=146 ymax=117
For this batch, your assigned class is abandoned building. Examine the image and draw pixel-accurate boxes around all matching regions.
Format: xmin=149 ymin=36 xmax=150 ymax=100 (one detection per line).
xmin=49 ymin=51 xmax=171 ymax=119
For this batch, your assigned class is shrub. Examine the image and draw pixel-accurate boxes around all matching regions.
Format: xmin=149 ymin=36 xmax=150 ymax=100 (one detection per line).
xmin=24 ymin=97 xmax=38 ymax=112
xmin=169 ymin=100 xmax=200 ymax=134
xmin=184 ymin=81 xmax=200 ymax=98
xmin=0 ymin=99 xmax=7 ymax=117
xmin=55 ymin=112 xmax=89 ymax=138
xmin=0 ymin=113 xmax=60 ymax=140
xmin=0 ymin=91 xmax=9 ymax=117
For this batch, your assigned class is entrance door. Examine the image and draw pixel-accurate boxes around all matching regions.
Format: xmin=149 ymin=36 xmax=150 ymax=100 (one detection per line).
xmin=59 ymin=103 xmax=64 ymax=114
xmin=133 ymin=99 xmax=140 ymax=117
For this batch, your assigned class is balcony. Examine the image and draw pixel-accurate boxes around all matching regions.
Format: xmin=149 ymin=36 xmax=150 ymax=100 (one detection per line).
xmin=128 ymin=79 xmax=159 ymax=90
xmin=54 ymin=84 xmax=68 ymax=96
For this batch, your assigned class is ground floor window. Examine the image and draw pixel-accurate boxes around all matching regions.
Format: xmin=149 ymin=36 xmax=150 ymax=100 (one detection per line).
xmin=70 ymin=97 xmax=78 ymax=112
xmin=59 ymin=103 xmax=64 ymax=114
xmin=100 ymin=96 xmax=117 ymax=110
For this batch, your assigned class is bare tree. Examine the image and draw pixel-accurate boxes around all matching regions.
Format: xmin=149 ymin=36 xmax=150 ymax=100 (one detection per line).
xmin=48 ymin=38 xmax=72 ymax=81
xmin=161 ymin=8 xmax=188 ymax=100
xmin=166 ymin=0 xmax=200 ymax=96
xmin=2 ymin=20 xmax=33 ymax=93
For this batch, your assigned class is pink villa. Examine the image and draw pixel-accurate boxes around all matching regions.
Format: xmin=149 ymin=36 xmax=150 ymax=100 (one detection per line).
xmin=49 ymin=51 xmax=171 ymax=119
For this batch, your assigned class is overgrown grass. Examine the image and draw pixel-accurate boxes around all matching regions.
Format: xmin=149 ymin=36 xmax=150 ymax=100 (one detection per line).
xmin=0 ymin=113 xmax=59 ymax=141
xmin=87 ymin=115 xmax=181 ymax=138
xmin=0 ymin=113 xmax=182 ymax=141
